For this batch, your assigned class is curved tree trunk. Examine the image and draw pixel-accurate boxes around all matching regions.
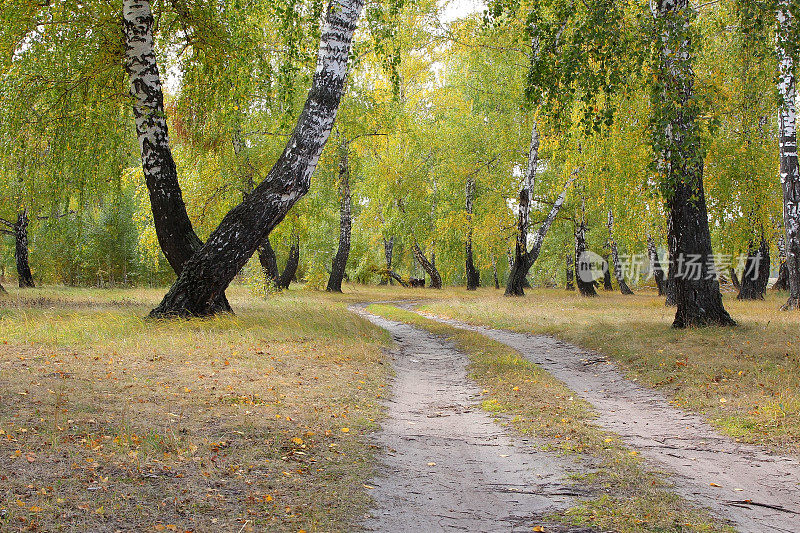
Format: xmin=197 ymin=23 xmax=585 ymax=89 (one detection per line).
xmin=258 ymin=237 xmax=280 ymax=288
xmin=647 ymin=235 xmax=665 ymax=295
xmin=14 ymin=210 xmax=34 ymax=288
xmin=729 ymin=267 xmax=741 ymax=290
xmin=575 ymin=221 xmax=597 ymax=297
xmin=123 ymin=0 xmax=231 ymax=312
xmin=413 ymin=241 xmax=442 ymax=289
xmin=607 ymin=210 xmax=633 ymax=295
xmin=327 ymin=143 xmax=352 ymax=292
xmin=777 ymin=0 xmax=800 ymax=310
xmin=653 ymin=0 xmax=734 ymax=327
xmin=505 ymin=174 xmax=574 ymax=296
xmin=150 ymin=0 xmax=363 ymax=316
xmin=738 ymin=237 xmax=770 ymax=300
xmin=278 ymin=236 xmax=300 ymax=290
xmin=465 ymin=172 xmax=480 ymax=290
xmin=0 ymin=280 xmax=6 ymax=294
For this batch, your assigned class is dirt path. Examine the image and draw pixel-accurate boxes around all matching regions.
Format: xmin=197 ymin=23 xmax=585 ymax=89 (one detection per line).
xmin=418 ymin=311 xmax=800 ymax=533
xmin=352 ymin=307 xmax=589 ymax=532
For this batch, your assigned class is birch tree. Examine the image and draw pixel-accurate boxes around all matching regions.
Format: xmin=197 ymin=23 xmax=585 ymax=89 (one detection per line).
xmin=777 ymin=0 xmax=800 ymax=309
xmin=651 ymin=0 xmax=735 ymax=327
xmin=151 ymin=0 xmax=364 ymax=316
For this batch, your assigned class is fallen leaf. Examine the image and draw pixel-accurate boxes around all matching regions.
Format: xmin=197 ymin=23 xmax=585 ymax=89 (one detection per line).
xmin=710 ymin=482 xmax=721 ymax=487
xmin=427 ymin=462 xmax=436 ymax=466
xmin=340 ymin=428 xmax=350 ymax=433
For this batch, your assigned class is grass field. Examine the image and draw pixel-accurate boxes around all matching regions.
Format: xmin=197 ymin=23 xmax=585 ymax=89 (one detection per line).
xmin=0 ymin=287 xmax=391 ymax=532
xmin=421 ymin=288 xmax=800 ymax=454
xmin=0 ymin=283 xmax=796 ymax=531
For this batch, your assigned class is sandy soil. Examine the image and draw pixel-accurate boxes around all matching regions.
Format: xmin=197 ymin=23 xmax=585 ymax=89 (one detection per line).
xmin=352 ymin=307 xmax=595 ymax=533
xmin=420 ymin=311 xmax=800 ymax=533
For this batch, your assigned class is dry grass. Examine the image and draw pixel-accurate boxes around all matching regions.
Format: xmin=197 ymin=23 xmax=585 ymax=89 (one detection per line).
xmin=366 ymin=303 xmax=731 ymax=533
xmin=421 ymin=288 xmax=800 ymax=454
xmin=0 ymin=286 xmax=390 ymax=532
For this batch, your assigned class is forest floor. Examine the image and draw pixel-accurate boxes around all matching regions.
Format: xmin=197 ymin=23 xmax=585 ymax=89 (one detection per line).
xmin=0 ymin=284 xmax=797 ymax=532
xmin=0 ymin=286 xmax=394 ymax=532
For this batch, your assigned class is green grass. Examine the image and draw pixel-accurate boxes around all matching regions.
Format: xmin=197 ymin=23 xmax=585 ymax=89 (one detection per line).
xmin=366 ymin=303 xmax=733 ymax=533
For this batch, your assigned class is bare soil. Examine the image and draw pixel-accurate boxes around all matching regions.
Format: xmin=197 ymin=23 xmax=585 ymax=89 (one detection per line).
xmin=352 ymin=307 xmax=596 ymax=533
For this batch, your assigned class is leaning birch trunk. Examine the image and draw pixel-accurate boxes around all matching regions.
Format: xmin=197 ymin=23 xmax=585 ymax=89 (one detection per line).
xmin=327 ymin=142 xmax=352 ymax=292
xmin=652 ymin=0 xmax=734 ymax=326
xmin=258 ymin=237 xmax=281 ymax=289
xmin=607 ymin=210 xmax=634 ymax=295
xmin=777 ymin=0 xmax=800 ymax=309
xmin=505 ymin=172 xmax=575 ymax=296
xmin=150 ymin=0 xmax=364 ymax=316
xmin=278 ymin=235 xmax=300 ymax=290
xmin=14 ymin=210 xmax=34 ymax=288
xmin=413 ymin=241 xmax=442 ymax=289
xmin=122 ymin=0 xmax=232 ymax=311
xmin=465 ymin=172 xmax=480 ymax=290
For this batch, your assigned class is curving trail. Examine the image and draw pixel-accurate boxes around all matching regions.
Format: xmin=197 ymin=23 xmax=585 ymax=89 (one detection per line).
xmin=352 ymin=307 xmax=590 ymax=533
xmin=418 ymin=310 xmax=800 ymax=533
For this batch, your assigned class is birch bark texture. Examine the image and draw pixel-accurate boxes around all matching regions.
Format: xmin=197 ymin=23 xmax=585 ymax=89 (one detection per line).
xmin=327 ymin=142 xmax=352 ymax=292
xmin=123 ymin=0 xmax=232 ymax=311
xmin=608 ymin=210 xmax=634 ymax=295
xmin=150 ymin=0 xmax=364 ymax=316
xmin=651 ymin=0 xmax=734 ymax=327
xmin=777 ymin=0 xmax=800 ymax=309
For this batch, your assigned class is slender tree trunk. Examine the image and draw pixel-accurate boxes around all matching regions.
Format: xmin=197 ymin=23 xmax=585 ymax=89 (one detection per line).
xmin=150 ymin=0 xmax=363 ymax=316
xmin=413 ymin=241 xmax=442 ymax=289
xmin=258 ymin=237 xmax=280 ymax=288
xmin=602 ymin=257 xmax=614 ymax=291
xmin=575 ymin=221 xmax=597 ymax=297
xmin=729 ymin=267 xmax=741 ymax=290
xmin=278 ymin=235 xmax=300 ymax=290
xmin=566 ymin=254 xmax=575 ymax=290
xmin=777 ymin=0 xmax=800 ymax=309
xmin=647 ymin=235 xmax=666 ymax=295
xmin=775 ymin=235 xmax=790 ymax=291
xmin=738 ymin=237 xmax=770 ymax=300
xmin=465 ymin=172 xmax=480 ymax=290
xmin=14 ymin=210 xmax=34 ymax=288
xmin=0 ymin=280 xmax=6 ymax=294
xmin=380 ymin=236 xmax=394 ymax=285
xmin=123 ymin=0 xmax=232 ymax=312
xmin=652 ymin=0 xmax=734 ymax=327
xmin=327 ymin=142 xmax=352 ymax=292
xmin=608 ymin=210 xmax=634 ymax=295
xmin=491 ymin=254 xmax=500 ymax=289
